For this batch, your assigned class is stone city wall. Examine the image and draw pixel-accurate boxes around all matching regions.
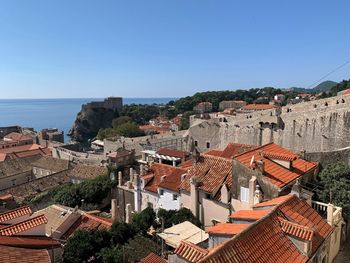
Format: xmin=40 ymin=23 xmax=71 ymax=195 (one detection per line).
xmin=188 ymin=94 xmax=350 ymax=154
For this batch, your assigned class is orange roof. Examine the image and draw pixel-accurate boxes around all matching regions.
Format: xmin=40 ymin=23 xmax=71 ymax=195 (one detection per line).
xmin=221 ymin=143 xmax=257 ymax=159
xmin=4 ymin=132 xmax=33 ymax=142
xmin=174 ymin=240 xmax=208 ymax=263
xmin=342 ymin=89 xmax=350 ymax=95
xmin=199 ymin=195 xmax=333 ymax=263
xmin=0 ymin=206 xmax=32 ymax=223
xmin=205 ymin=150 xmax=224 ymax=157
xmin=0 ymin=144 xmax=42 ymax=154
xmin=254 ymin=195 xmax=292 ymax=208
xmin=0 ymin=215 xmax=47 ymax=236
xmin=229 ymin=209 xmax=271 ymax=221
xmin=0 ymin=235 xmax=61 ymax=249
xmin=279 ymin=217 xmax=314 ymax=241
xmin=140 ymin=252 xmax=166 ymax=263
xmin=0 ymin=245 xmax=51 ymax=263
xmin=220 ymin=100 xmax=246 ymax=104
xmin=207 ymin=223 xmax=249 ymax=235
xmin=157 ymin=148 xmax=189 ymax=159
xmin=234 ymin=143 xmax=318 ymax=188
xmin=262 ymin=151 xmax=297 ymax=161
xmin=143 ymin=163 xmax=187 ymax=193
xmin=181 ymin=154 xmax=232 ymax=194
xmin=62 ymin=213 xmax=112 ymax=239
xmin=179 ymin=159 xmax=193 ymax=169
xmin=241 ymin=104 xmax=276 ymax=110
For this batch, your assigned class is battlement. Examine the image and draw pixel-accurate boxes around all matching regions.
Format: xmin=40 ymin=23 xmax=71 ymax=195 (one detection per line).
xmin=82 ymin=97 xmax=123 ymax=112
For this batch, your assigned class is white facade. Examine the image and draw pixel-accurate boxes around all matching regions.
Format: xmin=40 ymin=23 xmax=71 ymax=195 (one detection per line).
xmin=158 ymin=187 xmax=180 ymax=211
xmin=141 ymin=190 xmax=159 ymax=211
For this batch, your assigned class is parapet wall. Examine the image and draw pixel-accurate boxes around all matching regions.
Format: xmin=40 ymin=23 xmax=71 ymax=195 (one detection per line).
xmin=82 ymin=97 xmax=123 ymax=112
xmin=188 ymin=94 xmax=350 ymax=154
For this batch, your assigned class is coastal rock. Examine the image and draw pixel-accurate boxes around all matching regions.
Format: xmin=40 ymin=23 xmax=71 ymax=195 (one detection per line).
xmin=69 ymin=97 xmax=123 ymax=142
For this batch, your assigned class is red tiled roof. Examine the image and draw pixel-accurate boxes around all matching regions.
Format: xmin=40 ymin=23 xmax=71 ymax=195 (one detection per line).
xmin=179 ymin=159 xmax=193 ymax=169
xmin=143 ymin=163 xmax=186 ymax=193
xmin=0 ymin=235 xmax=61 ymax=249
xmin=254 ymin=195 xmax=292 ymax=208
xmin=63 ymin=212 xmax=112 ymax=239
xmin=0 ymin=146 xmax=51 ymax=161
xmin=229 ymin=209 xmax=271 ymax=221
xmin=0 ymin=144 xmax=42 ymax=154
xmin=199 ymin=195 xmax=333 ymax=263
xmin=207 ymin=223 xmax=249 ymax=235
xmin=0 ymin=245 xmax=51 ymax=263
xmin=279 ymin=217 xmax=314 ymax=241
xmin=4 ymin=132 xmax=33 ymax=142
xmin=0 ymin=215 xmax=47 ymax=236
xmin=234 ymin=143 xmax=318 ymax=188
xmin=205 ymin=150 xmax=224 ymax=157
xmin=0 ymin=206 xmax=32 ymax=223
xmin=180 ymin=154 xmax=233 ymax=194
xmin=175 ymin=240 xmax=209 ymax=263
xmin=157 ymin=148 xmax=189 ymax=159
xmin=241 ymin=104 xmax=276 ymax=110
xmin=140 ymin=252 xmax=166 ymax=263
xmin=262 ymin=151 xmax=297 ymax=161
xmin=221 ymin=143 xmax=257 ymax=159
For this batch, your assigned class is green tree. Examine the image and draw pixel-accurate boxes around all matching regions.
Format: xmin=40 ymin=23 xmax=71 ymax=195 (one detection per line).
xmin=316 ymin=162 xmax=350 ymax=219
xmin=63 ymin=230 xmax=111 ymax=263
xmin=114 ymin=122 xmax=145 ymax=138
xmin=98 ymin=246 xmax=123 ymax=263
xmin=132 ymin=206 xmax=156 ymax=235
xmin=110 ymin=222 xmax=136 ymax=245
xmin=157 ymin=208 xmax=201 ymax=228
xmin=112 ymin=116 xmax=132 ymax=128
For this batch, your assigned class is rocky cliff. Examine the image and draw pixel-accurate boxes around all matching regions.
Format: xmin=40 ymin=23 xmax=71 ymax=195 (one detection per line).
xmin=68 ymin=106 xmax=119 ymax=142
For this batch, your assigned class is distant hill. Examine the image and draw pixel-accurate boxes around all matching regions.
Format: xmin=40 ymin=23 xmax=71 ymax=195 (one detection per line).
xmin=287 ymin=80 xmax=338 ymax=94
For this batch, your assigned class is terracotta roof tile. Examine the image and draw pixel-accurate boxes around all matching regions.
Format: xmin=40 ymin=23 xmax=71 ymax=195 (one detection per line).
xmin=254 ymin=195 xmax=292 ymax=208
xmin=157 ymin=148 xmax=189 ymax=159
xmin=229 ymin=209 xmax=271 ymax=221
xmin=235 ymin=143 xmax=318 ymax=188
xmin=0 ymin=206 xmax=32 ymax=223
xmin=199 ymin=195 xmax=333 ymax=263
xmin=262 ymin=151 xmax=297 ymax=161
xmin=207 ymin=223 xmax=249 ymax=235
xmin=221 ymin=143 xmax=257 ymax=159
xmin=0 ymin=235 xmax=61 ymax=249
xmin=4 ymin=132 xmax=33 ymax=142
xmin=143 ymin=163 xmax=186 ymax=193
xmin=179 ymin=159 xmax=193 ymax=169
xmin=140 ymin=252 xmax=166 ymax=263
xmin=205 ymin=150 xmax=224 ymax=157
xmin=0 ymin=215 xmax=47 ymax=236
xmin=0 ymin=245 xmax=51 ymax=263
xmin=279 ymin=217 xmax=314 ymax=241
xmin=181 ymin=154 xmax=232 ymax=194
xmin=174 ymin=240 xmax=209 ymax=263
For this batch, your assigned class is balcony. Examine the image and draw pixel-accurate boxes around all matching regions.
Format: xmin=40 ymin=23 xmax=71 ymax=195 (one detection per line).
xmin=312 ymin=200 xmax=342 ymax=226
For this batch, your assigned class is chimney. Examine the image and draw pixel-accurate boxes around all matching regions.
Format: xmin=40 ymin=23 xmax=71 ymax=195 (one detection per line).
xmin=327 ymin=203 xmax=334 ymax=226
xmin=161 ymin=175 xmax=166 ymax=181
xmin=249 ymin=176 xmax=257 ymax=207
xmin=118 ymin=171 xmax=122 ymax=187
xmin=190 ymin=177 xmax=199 ymax=217
xmin=125 ymin=203 xmax=132 ymax=224
xmin=130 ymin=168 xmax=134 ymax=183
xmin=134 ymin=174 xmax=141 ymax=212
xmin=254 ymin=185 xmax=263 ymax=205
xmin=291 ymin=178 xmax=302 ymax=197
xmin=255 ymin=160 xmax=265 ymax=174
xmin=111 ymin=199 xmax=118 ymax=222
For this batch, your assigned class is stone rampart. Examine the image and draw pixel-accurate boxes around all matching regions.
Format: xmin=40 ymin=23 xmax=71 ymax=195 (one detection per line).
xmin=188 ymin=94 xmax=350 ymax=154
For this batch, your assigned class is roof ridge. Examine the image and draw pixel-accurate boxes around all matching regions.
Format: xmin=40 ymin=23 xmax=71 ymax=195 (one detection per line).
xmin=201 ymin=153 xmax=233 ymax=162
xmin=0 ymin=215 xmax=48 ymax=236
xmin=233 ymin=142 xmax=274 ymax=159
xmin=0 ymin=206 xmax=32 ymax=223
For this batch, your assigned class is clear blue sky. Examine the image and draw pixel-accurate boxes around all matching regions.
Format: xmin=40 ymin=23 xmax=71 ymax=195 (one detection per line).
xmin=1 ymin=0 xmax=350 ymax=98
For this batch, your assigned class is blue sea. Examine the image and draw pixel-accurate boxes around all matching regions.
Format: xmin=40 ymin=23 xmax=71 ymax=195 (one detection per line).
xmin=0 ymin=98 xmax=176 ymax=142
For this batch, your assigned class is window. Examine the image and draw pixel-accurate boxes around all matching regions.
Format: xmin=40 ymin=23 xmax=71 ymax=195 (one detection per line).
xmin=159 ymin=189 xmax=164 ymax=195
xmin=206 ymin=142 xmax=210 ymax=149
xmin=173 ymin=194 xmax=178 ymax=200
xmin=26 ymin=176 xmax=31 ymax=182
xmin=194 ymin=140 xmax=198 ymax=147
xmin=205 ymin=193 xmax=211 ymax=199
xmin=240 ymin=187 xmax=249 ymax=203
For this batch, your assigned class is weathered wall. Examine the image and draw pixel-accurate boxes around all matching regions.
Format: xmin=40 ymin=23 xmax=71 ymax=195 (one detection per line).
xmin=305 ymin=146 xmax=350 ymax=167
xmin=158 ymin=188 xmax=179 ymax=211
xmin=188 ymin=94 xmax=350 ymax=154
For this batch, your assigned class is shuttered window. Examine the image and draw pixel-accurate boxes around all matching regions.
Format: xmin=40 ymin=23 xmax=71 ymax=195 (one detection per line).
xmin=240 ymin=187 xmax=249 ymax=203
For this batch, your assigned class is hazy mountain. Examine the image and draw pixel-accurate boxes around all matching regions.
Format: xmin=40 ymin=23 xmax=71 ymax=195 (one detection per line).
xmin=287 ymin=80 xmax=338 ymax=94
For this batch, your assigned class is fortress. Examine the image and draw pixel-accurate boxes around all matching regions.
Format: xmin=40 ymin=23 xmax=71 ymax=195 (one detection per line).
xmin=81 ymin=97 xmax=123 ymax=112
xmin=188 ymin=93 xmax=350 ymax=154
